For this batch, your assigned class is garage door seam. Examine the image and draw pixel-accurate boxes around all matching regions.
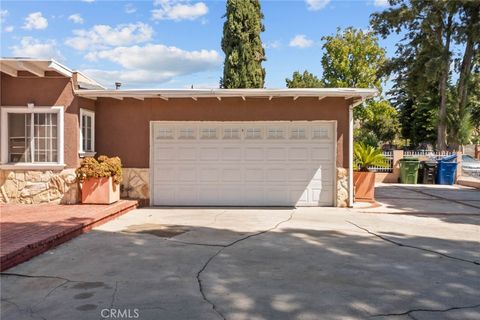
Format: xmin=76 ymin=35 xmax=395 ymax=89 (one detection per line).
xmin=196 ymin=210 xmax=295 ymax=320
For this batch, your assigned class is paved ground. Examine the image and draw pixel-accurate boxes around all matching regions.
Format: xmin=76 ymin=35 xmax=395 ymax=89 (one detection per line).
xmin=1 ymin=185 xmax=479 ymax=320
xmin=0 ymin=200 xmax=137 ymax=271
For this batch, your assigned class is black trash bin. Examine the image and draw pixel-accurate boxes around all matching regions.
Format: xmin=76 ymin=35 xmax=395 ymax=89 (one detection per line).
xmin=418 ymin=160 xmax=437 ymax=184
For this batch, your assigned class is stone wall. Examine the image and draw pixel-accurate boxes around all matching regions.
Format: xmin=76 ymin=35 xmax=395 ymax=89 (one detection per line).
xmin=120 ymin=168 xmax=149 ymax=201
xmin=336 ymin=167 xmax=349 ymax=207
xmin=0 ymin=169 xmax=79 ymax=204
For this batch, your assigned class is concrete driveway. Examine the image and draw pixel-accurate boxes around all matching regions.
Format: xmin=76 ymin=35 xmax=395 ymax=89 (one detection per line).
xmin=1 ymin=185 xmax=479 ymax=320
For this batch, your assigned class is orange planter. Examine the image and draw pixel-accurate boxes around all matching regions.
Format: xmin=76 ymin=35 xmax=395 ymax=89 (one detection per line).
xmin=353 ymin=171 xmax=376 ymax=202
xmin=81 ymin=177 xmax=120 ymax=204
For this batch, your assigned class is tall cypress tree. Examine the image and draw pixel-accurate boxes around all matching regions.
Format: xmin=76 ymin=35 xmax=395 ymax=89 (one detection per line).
xmin=220 ymin=0 xmax=266 ymax=88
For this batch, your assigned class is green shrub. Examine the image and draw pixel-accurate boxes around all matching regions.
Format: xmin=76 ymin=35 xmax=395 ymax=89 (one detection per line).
xmin=354 ymin=142 xmax=389 ymax=172
xmin=76 ymin=155 xmax=123 ymax=185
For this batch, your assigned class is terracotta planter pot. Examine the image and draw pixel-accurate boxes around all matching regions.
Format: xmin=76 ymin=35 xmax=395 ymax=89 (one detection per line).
xmin=81 ymin=177 xmax=120 ymax=204
xmin=353 ymin=171 xmax=376 ymax=202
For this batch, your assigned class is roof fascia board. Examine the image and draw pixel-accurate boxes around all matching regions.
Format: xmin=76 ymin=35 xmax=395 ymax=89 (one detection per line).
xmin=48 ymin=60 xmax=73 ymax=77
xmin=74 ymin=88 xmax=377 ymax=100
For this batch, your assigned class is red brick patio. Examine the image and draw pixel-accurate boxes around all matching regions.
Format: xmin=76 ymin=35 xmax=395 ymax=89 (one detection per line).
xmin=0 ymin=200 xmax=137 ymax=271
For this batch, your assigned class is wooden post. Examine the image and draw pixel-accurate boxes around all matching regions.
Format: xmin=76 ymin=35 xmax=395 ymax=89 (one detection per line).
xmin=475 ymin=144 xmax=480 ymax=160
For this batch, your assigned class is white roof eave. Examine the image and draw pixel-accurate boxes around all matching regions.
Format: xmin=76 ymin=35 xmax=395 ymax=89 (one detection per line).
xmin=74 ymin=88 xmax=378 ymax=100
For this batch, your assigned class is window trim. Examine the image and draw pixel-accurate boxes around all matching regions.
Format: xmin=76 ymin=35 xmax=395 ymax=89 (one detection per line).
xmin=79 ymin=108 xmax=96 ymax=157
xmin=1 ymin=105 xmax=65 ymax=168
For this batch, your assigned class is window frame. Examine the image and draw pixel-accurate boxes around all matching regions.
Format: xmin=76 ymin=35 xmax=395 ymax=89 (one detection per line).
xmin=79 ymin=108 xmax=96 ymax=157
xmin=1 ymin=105 xmax=65 ymax=169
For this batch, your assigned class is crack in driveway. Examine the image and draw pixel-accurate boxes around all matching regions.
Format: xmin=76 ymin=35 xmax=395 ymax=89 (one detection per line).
xmin=371 ymin=303 xmax=480 ymax=319
xmin=346 ymin=221 xmax=480 ymax=266
xmin=196 ymin=210 xmax=295 ymax=320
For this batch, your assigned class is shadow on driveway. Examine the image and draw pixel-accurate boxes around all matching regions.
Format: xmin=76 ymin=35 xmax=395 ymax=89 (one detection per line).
xmin=1 ymin=207 xmax=479 ymax=320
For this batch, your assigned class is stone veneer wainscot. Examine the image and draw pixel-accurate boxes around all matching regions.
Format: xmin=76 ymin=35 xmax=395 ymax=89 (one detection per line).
xmin=0 ymin=169 xmax=79 ymax=204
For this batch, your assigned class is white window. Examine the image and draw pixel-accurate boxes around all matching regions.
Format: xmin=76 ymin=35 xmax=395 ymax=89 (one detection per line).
xmin=156 ymin=127 xmax=174 ymax=140
xmin=200 ymin=128 xmax=217 ymax=139
xmin=223 ymin=128 xmax=240 ymax=139
xmin=312 ymin=127 xmax=329 ymax=139
xmin=245 ymin=128 xmax=262 ymax=139
xmin=291 ymin=128 xmax=306 ymax=139
xmin=79 ymin=109 xmax=95 ymax=155
xmin=267 ymin=127 xmax=284 ymax=139
xmin=179 ymin=128 xmax=195 ymax=139
xmin=1 ymin=105 xmax=64 ymax=167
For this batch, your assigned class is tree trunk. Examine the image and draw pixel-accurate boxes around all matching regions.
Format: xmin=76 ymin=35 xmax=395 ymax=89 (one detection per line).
xmin=436 ymin=13 xmax=453 ymax=151
xmin=457 ymin=4 xmax=479 ymax=119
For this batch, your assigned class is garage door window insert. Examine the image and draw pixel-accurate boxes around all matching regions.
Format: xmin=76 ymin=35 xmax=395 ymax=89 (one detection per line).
xmin=1 ymin=105 xmax=64 ymax=165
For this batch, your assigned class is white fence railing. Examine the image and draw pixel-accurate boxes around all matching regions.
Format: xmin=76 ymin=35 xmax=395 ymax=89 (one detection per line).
xmin=403 ymin=150 xmax=454 ymax=160
xmin=367 ymin=151 xmax=394 ymax=173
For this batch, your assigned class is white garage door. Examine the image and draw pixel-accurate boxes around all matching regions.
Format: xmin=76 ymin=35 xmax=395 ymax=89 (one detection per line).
xmin=151 ymin=121 xmax=336 ymax=206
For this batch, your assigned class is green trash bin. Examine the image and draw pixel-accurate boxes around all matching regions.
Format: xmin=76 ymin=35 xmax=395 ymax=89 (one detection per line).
xmin=399 ymin=157 xmax=420 ymax=184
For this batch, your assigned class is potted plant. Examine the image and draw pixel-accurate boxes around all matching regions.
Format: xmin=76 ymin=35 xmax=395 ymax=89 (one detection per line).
xmin=353 ymin=143 xmax=388 ymax=202
xmin=76 ymin=156 xmax=123 ymax=204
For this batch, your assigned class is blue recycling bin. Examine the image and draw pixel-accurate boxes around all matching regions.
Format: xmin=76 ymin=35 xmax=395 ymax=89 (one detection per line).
xmin=435 ymin=154 xmax=458 ymax=185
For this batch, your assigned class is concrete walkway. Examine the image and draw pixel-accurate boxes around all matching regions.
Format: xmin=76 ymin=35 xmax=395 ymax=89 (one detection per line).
xmin=1 ymin=185 xmax=479 ymax=320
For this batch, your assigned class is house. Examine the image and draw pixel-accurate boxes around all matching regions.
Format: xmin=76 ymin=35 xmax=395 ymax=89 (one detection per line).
xmin=0 ymin=58 xmax=376 ymax=207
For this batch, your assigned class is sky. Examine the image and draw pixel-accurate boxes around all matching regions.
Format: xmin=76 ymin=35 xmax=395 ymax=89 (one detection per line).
xmin=0 ymin=0 xmax=402 ymax=89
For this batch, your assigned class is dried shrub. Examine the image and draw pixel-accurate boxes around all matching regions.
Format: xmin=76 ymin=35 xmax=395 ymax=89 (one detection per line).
xmin=76 ymin=155 xmax=123 ymax=185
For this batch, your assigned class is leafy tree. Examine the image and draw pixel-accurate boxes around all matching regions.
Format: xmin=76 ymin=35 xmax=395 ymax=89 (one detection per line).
xmin=220 ymin=0 xmax=266 ymax=88
xmin=360 ymin=100 xmax=400 ymax=145
xmin=321 ymin=27 xmax=386 ymax=91
xmin=371 ymin=0 xmax=480 ymax=150
xmin=320 ymin=27 xmax=393 ymax=147
xmin=465 ymin=56 xmax=480 ymax=144
xmin=286 ymin=70 xmax=323 ymax=88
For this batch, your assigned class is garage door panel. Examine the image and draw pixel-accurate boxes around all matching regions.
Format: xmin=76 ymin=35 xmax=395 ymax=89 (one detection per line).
xmin=152 ymin=122 xmax=335 ymax=206
xmin=175 ymin=186 xmax=197 ymax=205
xmin=265 ymin=189 xmax=289 ymax=205
xmin=178 ymin=147 xmax=196 ymax=160
xmin=199 ymin=147 xmax=219 ymax=161
xmin=245 ymin=168 xmax=264 ymax=182
xmin=288 ymin=167 xmax=314 ymax=182
xmin=199 ymin=168 xmax=219 ymax=182
xmin=245 ymin=187 xmax=264 ymax=204
xmin=311 ymin=146 xmax=333 ymax=161
xmin=266 ymin=147 xmax=287 ymax=160
xmin=154 ymin=187 xmax=175 ymax=204
xmin=266 ymin=168 xmax=286 ymax=182
xmin=312 ymin=166 xmax=333 ymax=183
xmin=222 ymin=147 xmax=242 ymax=160
xmin=155 ymin=167 xmax=176 ymax=182
xmin=289 ymin=147 xmax=310 ymax=160
xmin=154 ymin=147 xmax=176 ymax=161
xmin=197 ymin=188 xmax=220 ymax=204
xmin=290 ymin=189 xmax=309 ymax=204
xmin=177 ymin=167 xmax=196 ymax=182
xmin=245 ymin=147 xmax=264 ymax=161
xmin=222 ymin=168 xmax=242 ymax=182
